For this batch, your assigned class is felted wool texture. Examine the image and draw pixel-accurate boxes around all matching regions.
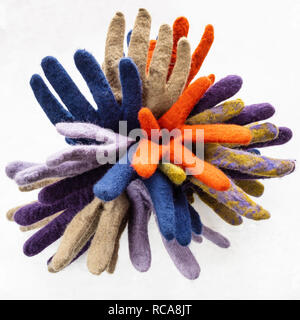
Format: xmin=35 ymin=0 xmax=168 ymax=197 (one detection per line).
xmin=132 ymin=139 xmax=161 ymax=179
xmin=23 ymin=187 xmax=94 ymax=256
xmin=20 ymin=211 xmax=62 ymax=232
xmin=192 ymin=187 xmax=243 ymax=226
xmin=127 ymin=179 xmax=201 ymax=277
xmin=93 ymin=151 xmax=136 ymax=201
xmin=234 ymin=180 xmax=264 ymax=198
xmin=243 ymin=126 xmax=293 ymax=149
xmin=14 ymin=160 xmax=100 ymax=186
xmin=158 ymin=76 xmax=212 ymax=131
xmin=38 ymin=166 xmax=108 ymax=204
xmin=40 ymin=56 xmax=102 ymax=125
xmin=106 ymin=218 xmax=127 ymax=274
xmin=28 ymin=19 xmax=186 ymax=198
xmin=173 ymin=187 xmax=192 ymax=246
xmin=201 ymin=225 xmax=230 ymax=248
xmin=74 ymin=50 xmax=121 ymax=130
xmin=147 ymin=16 xmax=213 ymax=89
xmin=127 ymin=179 xmax=152 ymax=272
xmin=46 ymin=141 xmax=130 ymax=168
xmin=32 ymin=53 xmax=142 ymax=133
xmin=15 ymin=186 xmax=94 ymax=226
xmin=31 ymin=52 xmax=185 ymax=210
xmin=6 ymin=202 xmax=36 ymax=221
xmin=30 ymin=74 xmax=75 ymax=125
xmin=55 ymin=122 xmax=124 ymax=142
xmin=49 ymin=198 xmax=103 ymax=272
xmin=127 ymin=8 xmax=151 ymax=87
xmin=6 ymin=161 xmax=38 ymax=179
xmin=19 ymin=178 xmax=61 ymax=192
xmin=103 ymin=11 xmax=125 ymax=102
xmin=189 ymin=75 xmax=243 ymax=117
xmin=134 ymin=102 xmax=232 ymax=191
xmin=181 ymin=124 xmax=252 ymax=144
xmin=222 ymin=169 xmax=271 ymax=180
xmin=222 ymin=122 xmax=279 ymax=150
xmin=48 ymin=238 xmax=93 ymax=273
xmin=192 ymin=233 xmax=203 ymax=243
xmin=143 ymin=171 xmax=176 ymax=241
xmin=205 ymin=143 xmax=295 ymax=178
xmin=161 ymin=236 xmax=200 ymax=280
xmin=188 ymin=204 xmax=203 ymax=234
xmin=168 ymin=139 xmax=231 ymax=191
xmin=128 ymin=9 xmax=192 ymax=117
xmin=190 ymin=177 xmax=270 ymax=220
xmin=168 ymin=17 xmax=189 ymax=79
xmin=48 ymin=228 xmax=123 ymax=274
xmin=144 ymin=25 xmax=183 ymax=117
xmin=87 ymin=193 xmax=129 ymax=275
xmin=186 ymin=99 xmax=245 ymax=125
xmin=186 ymin=24 xmax=214 ymax=87
xmin=159 ymin=163 xmax=186 ymax=185
xmin=226 ymin=103 xmax=275 ymax=125
xmin=224 ymin=122 xmax=278 ymax=149
xmin=74 ymin=51 xmax=142 ymax=132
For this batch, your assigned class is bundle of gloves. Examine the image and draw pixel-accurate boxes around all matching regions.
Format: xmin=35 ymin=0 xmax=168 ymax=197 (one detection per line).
xmin=5 ymin=9 xmax=295 ymax=280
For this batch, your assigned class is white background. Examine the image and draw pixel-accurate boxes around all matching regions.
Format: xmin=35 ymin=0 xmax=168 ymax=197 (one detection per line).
xmin=0 ymin=0 xmax=300 ymax=300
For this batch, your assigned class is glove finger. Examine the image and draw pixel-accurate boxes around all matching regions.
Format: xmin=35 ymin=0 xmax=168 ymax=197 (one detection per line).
xmin=174 ymin=187 xmax=192 ymax=246
xmin=6 ymin=161 xmax=38 ymax=179
xmin=106 ymin=216 xmax=128 ymax=274
xmin=103 ymin=12 xmax=125 ymax=101
xmin=15 ymin=161 xmax=99 ymax=186
xmin=161 ymin=236 xmax=200 ymax=280
xmin=15 ymin=186 xmax=93 ymax=226
xmin=234 ymin=180 xmax=264 ymax=197
xmin=188 ymin=204 xmax=203 ymax=234
xmin=41 ymin=56 xmax=101 ymax=124
xmin=144 ymin=171 xmax=175 ymax=241
xmin=127 ymin=179 xmax=152 ymax=272
xmin=166 ymin=38 xmax=191 ymax=109
xmin=128 ymin=8 xmax=151 ymax=83
xmin=193 ymin=187 xmax=243 ymax=225
xmin=23 ymin=188 xmax=93 ymax=256
xmin=244 ymin=127 xmax=293 ymax=149
xmin=205 ymin=143 xmax=295 ymax=178
xmin=74 ymin=50 xmax=121 ymax=130
xmin=186 ymin=24 xmax=214 ymax=86
xmin=19 ymin=178 xmax=61 ymax=192
xmin=167 ymin=16 xmax=189 ymax=79
xmin=38 ymin=166 xmax=108 ymax=204
xmin=87 ymin=193 xmax=129 ymax=275
xmin=186 ymin=99 xmax=244 ymax=125
xmin=49 ymin=198 xmax=102 ymax=272
xmin=159 ymin=163 xmax=186 ymax=185
xmin=119 ymin=58 xmax=142 ymax=131
xmin=6 ymin=201 xmax=37 ymax=221
xmin=93 ymin=151 xmax=135 ymax=201
xmin=191 ymin=177 xmax=270 ymax=220
xmin=20 ymin=211 xmax=62 ymax=232
xmin=30 ymin=74 xmax=74 ymax=125
xmin=201 ymin=225 xmax=230 ymax=248
xmin=158 ymin=76 xmax=211 ymax=130
xmin=226 ymin=103 xmax=275 ymax=125
xmin=224 ymin=122 xmax=278 ymax=149
xmin=189 ymin=75 xmax=243 ymax=117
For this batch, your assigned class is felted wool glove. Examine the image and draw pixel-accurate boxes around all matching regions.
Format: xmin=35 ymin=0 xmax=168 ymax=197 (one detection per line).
xmin=126 ymin=179 xmax=229 ymax=280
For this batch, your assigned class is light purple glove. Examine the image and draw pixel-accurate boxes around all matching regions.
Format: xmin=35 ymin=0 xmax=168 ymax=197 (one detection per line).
xmin=6 ymin=122 xmax=134 ymax=186
xmin=47 ymin=122 xmax=134 ymax=166
xmin=6 ymin=160 xmax=99 ymax=186
xmin=126 ymin=179 xmax=230 ymax=280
